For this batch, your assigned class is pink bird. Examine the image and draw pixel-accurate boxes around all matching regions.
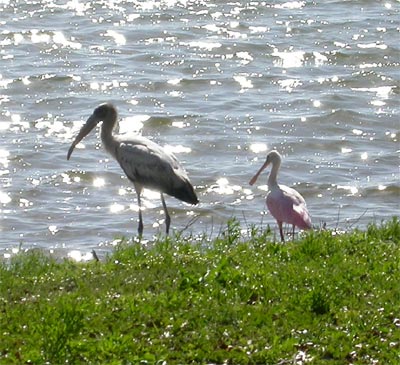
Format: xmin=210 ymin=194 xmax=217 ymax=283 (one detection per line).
xmin=249 ymin=150 xmax=312 ymax=242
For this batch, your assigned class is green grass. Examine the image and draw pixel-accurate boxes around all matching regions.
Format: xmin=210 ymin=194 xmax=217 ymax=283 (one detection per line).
xmin=1 ymin=217 xmax=399 ymax=364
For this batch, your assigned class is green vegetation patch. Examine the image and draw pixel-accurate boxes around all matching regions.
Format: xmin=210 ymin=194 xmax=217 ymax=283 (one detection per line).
xmin=1 ymin=218 xmax=399 ymax=364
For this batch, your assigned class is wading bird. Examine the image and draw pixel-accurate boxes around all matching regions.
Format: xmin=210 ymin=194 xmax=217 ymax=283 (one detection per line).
xmin=67 ymin=103 xmax=199 ymax=236
xmin=249 ymin=150 xmax=311 ymax=241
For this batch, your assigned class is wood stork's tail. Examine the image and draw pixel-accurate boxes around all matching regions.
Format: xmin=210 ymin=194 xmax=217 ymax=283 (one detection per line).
xmin=168 ymin=179 xmax=199 ymax=205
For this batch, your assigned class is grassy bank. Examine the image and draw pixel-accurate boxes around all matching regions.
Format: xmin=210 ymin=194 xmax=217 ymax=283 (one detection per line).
xmin=1 ymin=218 xmax=399 ymax=364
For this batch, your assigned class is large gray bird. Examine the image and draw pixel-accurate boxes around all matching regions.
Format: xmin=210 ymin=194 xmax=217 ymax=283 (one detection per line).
xmin=67 ymin=103 xmax=199 ymax=236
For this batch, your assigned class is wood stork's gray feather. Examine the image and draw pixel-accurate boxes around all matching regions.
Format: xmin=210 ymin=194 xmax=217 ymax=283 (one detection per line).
xmin=115 ymin=136 xmax=198 ymax=204
xmin=67 ymin=103 xmax=198 ymax=236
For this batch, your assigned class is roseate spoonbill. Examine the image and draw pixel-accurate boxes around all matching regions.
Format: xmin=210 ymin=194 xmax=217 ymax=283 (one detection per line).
xmin=67 ymin=103 xmax=199 ymax=236
xmin=249 ymin=150 xmax=311 ymax=241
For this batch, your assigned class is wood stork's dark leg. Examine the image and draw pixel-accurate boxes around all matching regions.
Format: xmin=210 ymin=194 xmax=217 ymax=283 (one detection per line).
xmin=134 ymin=184 xmax=144 ymax=237
xmin=278 ymin=221 xmax=285 ymax=242
xmin=161 ymin=193 xmax=170 ymax=234
xmin=292 ymin=225 xmax=295 ymax=242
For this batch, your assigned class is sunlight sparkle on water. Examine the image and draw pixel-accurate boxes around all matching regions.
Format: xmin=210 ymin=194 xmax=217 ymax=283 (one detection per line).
xmin=272 ymin=49 xmax=305 ymax=68
xmin=168 ymin=91 xmax=183 ymax=98
xmin=118 ymin=188 xmax=127 ymax=196
xmin=352 ymin=86 xmax=393 ymax=99
xmin=93 ymin=178 xmax=105 ymax=188
xmin=341 ymin=147 xmax=353 ymax=154
xmin=48 ymin=225 xmax=58 ymax=235
xmin=274 ymin=1 xmax=305 ymax=9
xmin=142 ymin=189 xmax=160 ymax=203
xmin=0 ymin=95 xmax=10 ymax=105
xmin=119 ymin=115 xmax=149 ymax=134
xmin=334 ymin=41 xmax=348 ymax=48
xmin=233 ymin=75 xmax=253 ymax=91
xmin=181 ymin=41 xmax=221 ymax=51
xmin=53 ymin=31 xmax=81 ymax=49
xmin=110 ymin=203 xmax=124 ymax=213
xmin=357 ymin=42 xmax=387 ymax=50
xmin=19 ymin=198 xmax=32 ymax=208
xmin=64 ymin=0 xmax=91 ymax=15
xmin=338 ymin=185 xmax=359 ymax=195
xmin=0 ymin=191 xmax=11 ymax=204
xmin=385 ymin=131 xmax=397 ymax=141
xmin=128 ymin=99 xmax=139 ymax=105
xmin=0 ymin=75 xmax=13 ymax=88
xmin=249 ymin=26 xmax=269 ymax=33
xmin=208 ymin=178 xmax=242 ymax=195
xmin=352 ymin=129 xmax=363 ymax=136
xmin=313 ymin=51 xmax=328 ymax=66
xmin=371 ymin=100 xmax=386 ymax=107
xmin=127 ymin=13 xmax=140 ymax=22
xmin=31 ymin=179 xmax=40 ymax=186
xmin=168 ymin=78 xmax=181 ymax=85
xmin=30 ymin=30 xmax=51 ymax=43
xmin=172 ymin=121 xmax=188 ymax=128
xmin=278 ymin=78 xmax=301 ymax=92
xmin=10 ymin=114 xmax=19 ymax=122
xmin=10 ymin=33 xmax=23 ymax=45
xmin=129 ymin=203 xmax=139 ymax=212
xmin=164 ymin=144 xmax=191 ymax=154
xmin=35 ymin=121 xmax=66 ymax=136
xmin=257 ymin=185 xmax=269 ymax=192
xmin=90 ymin=80 xmax=127 ymax=91
xmin=61 ymin=173 xmax=72 ymax=185
xmin=236 ymin=52 xmax=253 ymax=64
xmin=104 ymin=30 xmax=126 ymax=46
xmin=0 ymin=149 xmax=10 ymax=167
xmin=22 ymin=76 xmax=31 ymax=85
xmin=90 ymin=82 xmax=100 ymax=90
xmin=250 ymin=143 xmax=268 ymax=154
xmin=203 ymin=24 xmax=221 ymax=33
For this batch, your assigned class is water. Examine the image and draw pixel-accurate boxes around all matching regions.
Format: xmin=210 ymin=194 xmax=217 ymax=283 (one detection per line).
xmin=0 ymin=0 xmax=399 ymax=259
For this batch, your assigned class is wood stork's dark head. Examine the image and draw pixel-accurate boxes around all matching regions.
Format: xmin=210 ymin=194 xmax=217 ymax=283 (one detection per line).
xmin=67 ymin=103 xmax=117 ymax=160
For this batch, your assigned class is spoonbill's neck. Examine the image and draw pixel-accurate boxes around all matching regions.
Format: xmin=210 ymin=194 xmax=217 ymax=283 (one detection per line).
xmin=268 ymin=159 xmax=280 ymax=188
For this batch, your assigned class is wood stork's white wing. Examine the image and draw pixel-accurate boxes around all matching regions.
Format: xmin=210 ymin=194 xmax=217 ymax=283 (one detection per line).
xmin=113 ymin=135 xmax=197 ymax=203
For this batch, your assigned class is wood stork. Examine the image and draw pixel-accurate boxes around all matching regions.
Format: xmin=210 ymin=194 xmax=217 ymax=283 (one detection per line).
xmin=67 ymin=103 xmax=199 ymax=236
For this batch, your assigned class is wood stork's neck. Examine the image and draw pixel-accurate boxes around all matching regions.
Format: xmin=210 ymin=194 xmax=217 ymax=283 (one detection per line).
xmin=100 ymin=109 xmax=118 ymax=158
xmin=268 ymin=158 xmax=280 ymax=188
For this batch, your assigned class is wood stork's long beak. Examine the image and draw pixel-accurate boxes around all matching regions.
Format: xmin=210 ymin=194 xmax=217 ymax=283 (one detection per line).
xmin=249 ymin=159 xmax=270 ymax=186
xmin=67 ymin=114 xmax=99 ymax=160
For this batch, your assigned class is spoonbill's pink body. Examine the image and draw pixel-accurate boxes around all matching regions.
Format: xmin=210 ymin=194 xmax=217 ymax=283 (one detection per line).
xmin=249 ymin=150 xmax=312 ymax=241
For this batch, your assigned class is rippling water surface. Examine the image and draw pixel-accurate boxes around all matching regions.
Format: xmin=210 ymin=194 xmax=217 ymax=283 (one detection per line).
xmin=0 ymin=0 xmax=399 ymax=258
